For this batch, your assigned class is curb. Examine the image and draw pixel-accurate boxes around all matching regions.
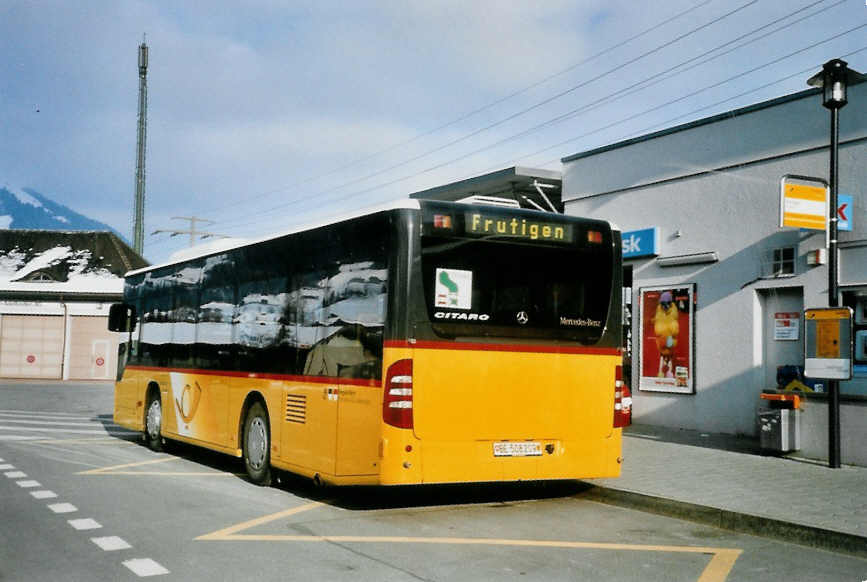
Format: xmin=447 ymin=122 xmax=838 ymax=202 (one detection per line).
xmin=580 ymin=484 xmax=867 ymax=559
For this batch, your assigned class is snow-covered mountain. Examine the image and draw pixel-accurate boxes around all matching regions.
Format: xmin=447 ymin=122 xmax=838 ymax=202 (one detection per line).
xmin=0 ymin=186 xmax=122 ymax=236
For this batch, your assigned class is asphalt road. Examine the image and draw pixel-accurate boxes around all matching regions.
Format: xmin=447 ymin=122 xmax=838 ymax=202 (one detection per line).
xmin=1 ymin=381 xmax=865 ymax=581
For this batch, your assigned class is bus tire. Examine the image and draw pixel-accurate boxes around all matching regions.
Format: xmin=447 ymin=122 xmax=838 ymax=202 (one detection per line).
xmin=144 ymin=392 xmax=164 ymax=452
xmin=243 ymin=401 xmax=272 ymax=486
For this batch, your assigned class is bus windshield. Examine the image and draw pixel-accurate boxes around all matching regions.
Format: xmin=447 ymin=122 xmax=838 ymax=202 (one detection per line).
xmin=420 ymin=206 xmax=614 ymax=343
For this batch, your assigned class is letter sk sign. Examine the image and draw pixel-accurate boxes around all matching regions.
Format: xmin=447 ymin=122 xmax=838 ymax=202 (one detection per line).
xmin=780 ymin=176 xmax=828 ymax=230
xmin=621 ymin=227 xmax=660 ymax=259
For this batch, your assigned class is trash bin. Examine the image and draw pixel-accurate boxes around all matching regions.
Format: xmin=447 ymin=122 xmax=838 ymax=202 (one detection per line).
xmin=758 ymin=394 xmax=801 ymax=453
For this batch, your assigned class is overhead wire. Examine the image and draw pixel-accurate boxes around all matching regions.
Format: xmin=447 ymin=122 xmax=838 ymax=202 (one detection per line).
xmin=147 ymin=5 xmax=864 ymax=254
xmin=203 ymin=0 xmax=764 ymax=233
xmin=507 ymin=26 xmax=867 ymax=172
xmin=229 ymin=21 xmax=867 ymax=236
xmin=208 ymin=2 xmax=855 ymax=235
xmin=243 ymin=1 xmax=759 ymax=208
xmin=203 ymin=0 xmax=718 ymax=217
xmin=515 ymin=45 xmax=867 ymax=174
xmin=354 ymin=0 xmax=849 ymax=194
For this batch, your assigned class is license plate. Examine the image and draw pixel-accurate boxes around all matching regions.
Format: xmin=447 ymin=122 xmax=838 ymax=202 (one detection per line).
xmin=493 ymin=441 xmax=542 ymax=457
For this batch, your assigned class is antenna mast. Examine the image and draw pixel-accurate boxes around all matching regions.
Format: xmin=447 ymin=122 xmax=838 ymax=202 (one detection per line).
xmin=133 ymin=36 xmax=149 ymax=254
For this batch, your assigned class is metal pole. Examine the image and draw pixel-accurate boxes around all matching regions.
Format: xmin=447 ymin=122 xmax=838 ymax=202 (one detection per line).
xmin=828 ymin=105 xmax=841 ymax=468
xmin=133 ymin=39 xmax=149 ymax=255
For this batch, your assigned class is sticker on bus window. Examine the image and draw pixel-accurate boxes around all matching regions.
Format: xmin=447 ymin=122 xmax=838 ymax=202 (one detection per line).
xmin=435 ymin=268 xmax=472 ymax=310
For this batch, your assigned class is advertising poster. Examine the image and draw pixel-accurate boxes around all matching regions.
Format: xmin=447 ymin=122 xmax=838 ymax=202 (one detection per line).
xmin=639 ymin=285 xmax=695 ymax=394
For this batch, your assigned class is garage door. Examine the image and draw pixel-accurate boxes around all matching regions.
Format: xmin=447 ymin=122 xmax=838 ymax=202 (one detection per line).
xmin=0 ymin=315 xmax=65 ymax=379
xmin=68 ymin=316 xmax=116 ymax=380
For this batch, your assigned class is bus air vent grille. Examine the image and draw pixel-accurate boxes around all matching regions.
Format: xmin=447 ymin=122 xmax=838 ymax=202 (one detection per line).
xmin=285 ymin=394 xmax=307 ymax=424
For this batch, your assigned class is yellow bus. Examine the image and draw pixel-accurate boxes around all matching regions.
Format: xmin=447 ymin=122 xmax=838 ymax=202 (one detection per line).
xmin=109 ymin=199 xmax=630 ymax=486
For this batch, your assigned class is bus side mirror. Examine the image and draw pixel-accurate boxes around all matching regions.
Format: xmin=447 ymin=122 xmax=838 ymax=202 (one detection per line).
xmin=108 ymin=303 xmax=137 ymax=332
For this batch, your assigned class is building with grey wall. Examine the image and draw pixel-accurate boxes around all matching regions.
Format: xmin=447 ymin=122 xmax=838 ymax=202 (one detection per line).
xmin=561 ymin=82 xmax=867 ymax=465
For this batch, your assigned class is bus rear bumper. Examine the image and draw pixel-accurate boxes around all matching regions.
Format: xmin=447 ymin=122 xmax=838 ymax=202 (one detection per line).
xmin=378 ymin=432 xmax=623 ymax=485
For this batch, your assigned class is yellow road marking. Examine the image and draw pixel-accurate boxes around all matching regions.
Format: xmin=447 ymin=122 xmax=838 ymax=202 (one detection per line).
xmin=197 ymin=504 xmax=742 ymax=582
xmin=698 ymin=550 xmax=742 ymax=582
xmin=196 ymin=502 xmax=324 ymax=540
xmin=77 ymin=457 xmax=240 ymax=477
xmin=78 ymin=457 xmax=176 ymax=474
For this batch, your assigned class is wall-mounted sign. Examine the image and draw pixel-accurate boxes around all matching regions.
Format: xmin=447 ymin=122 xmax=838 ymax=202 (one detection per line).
xmin=838 ymin=194 xmax=853 ymax=232
xmin=622 ymin=227 xmax=660 ymax=259
xmin=779 ymin=176 xmax=828 ymax=231
xmin=774 ymin=312 xmax=800 ymax=341
xmin=638 ymin=284 xmax=695 ymax=394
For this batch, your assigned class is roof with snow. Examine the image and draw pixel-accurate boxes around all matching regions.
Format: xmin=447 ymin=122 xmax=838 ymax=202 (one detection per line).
xmin=0 ymin=230 xmax=148 ymax=301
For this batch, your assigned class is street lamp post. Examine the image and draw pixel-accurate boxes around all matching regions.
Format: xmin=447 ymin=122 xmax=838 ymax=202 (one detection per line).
xmin=806 ymin=58 xmax=864 ymax=469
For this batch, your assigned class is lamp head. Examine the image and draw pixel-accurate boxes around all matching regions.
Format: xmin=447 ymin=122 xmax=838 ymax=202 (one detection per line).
xmin=807 ymin=58 xmax=864 ymax=110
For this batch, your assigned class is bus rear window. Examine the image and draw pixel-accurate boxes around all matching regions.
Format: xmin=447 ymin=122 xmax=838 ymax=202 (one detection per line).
xmin=420 ymin=233 xmax=613 ymax=343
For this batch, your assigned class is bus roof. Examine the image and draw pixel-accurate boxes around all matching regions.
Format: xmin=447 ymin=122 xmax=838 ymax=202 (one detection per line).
xmin=126 ymin=198 xmax=618 ymax=278
xmin=126 ymin=199 xmax=421 ymax=277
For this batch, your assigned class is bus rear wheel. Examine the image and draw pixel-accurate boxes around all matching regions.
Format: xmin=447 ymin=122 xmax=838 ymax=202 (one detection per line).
xmin=243 ymin=402 xmax=272 ymax=486
xmin=144 ymin=393 xmax=164 ymax=452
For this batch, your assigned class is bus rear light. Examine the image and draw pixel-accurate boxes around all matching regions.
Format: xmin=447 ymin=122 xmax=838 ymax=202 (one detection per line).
xmin=384 ymin=359 xmax=414 ymax=429
xmin=587 ymin=230 xmax=603 ymax=244
xmin=433 ymin=214 xmax=453 ymax=229
xmin=613 ymin=365 xmax=632 ymax=428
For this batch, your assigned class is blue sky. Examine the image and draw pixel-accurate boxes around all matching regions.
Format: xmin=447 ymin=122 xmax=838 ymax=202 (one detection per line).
xmin=1 ymin=0 xmax=865 ymax=263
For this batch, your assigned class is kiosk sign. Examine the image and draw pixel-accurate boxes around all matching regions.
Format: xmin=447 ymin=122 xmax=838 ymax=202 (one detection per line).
xmin=804 ymin=307 xmax=853 ymax=380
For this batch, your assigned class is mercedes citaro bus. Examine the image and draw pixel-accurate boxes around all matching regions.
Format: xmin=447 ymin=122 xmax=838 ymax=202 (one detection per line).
xmin=109 ymin=199 xmax=630 ymax=486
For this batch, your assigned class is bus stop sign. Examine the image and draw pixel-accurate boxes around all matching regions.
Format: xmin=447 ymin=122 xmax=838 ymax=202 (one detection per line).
xmin=804 ymin=307 xmax=853 ymax=380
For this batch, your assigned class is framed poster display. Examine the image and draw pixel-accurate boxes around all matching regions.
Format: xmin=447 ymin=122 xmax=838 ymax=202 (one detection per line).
xmin=638 ymin=284 xmax=695 ymax=393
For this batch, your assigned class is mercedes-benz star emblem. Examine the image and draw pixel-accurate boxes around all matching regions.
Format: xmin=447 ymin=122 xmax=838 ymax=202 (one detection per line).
xmin=516 ymin=311 xmax=529 ymax=325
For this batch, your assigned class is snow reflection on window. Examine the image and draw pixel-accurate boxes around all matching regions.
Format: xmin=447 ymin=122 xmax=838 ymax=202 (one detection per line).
xmin=127 ymin=214 xmax=390 ymax=381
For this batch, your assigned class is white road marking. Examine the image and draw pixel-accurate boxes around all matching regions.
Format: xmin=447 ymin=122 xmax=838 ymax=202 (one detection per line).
xmin=48 ymin=503 xmax=77 ymax=513
xmin=0 ymin=425 xmax=132 ymax=435
xmin=0 ymin=463 xmax=14 ymax=470
xmin=0 ymin=435 xmax=41 ymax=441
xmin=68 ymin=518 xmax=102 ymax=531
xmin=123 ymin=558 xmax=169 ymax=577
xmin=17 ymin=480 xmax=41 ymax=488
xmin=91 ymin=536 xmax=132 ymax=551
xmin=30 ymin=490 xmax=58 ymax=499
xmin=0 ymin=409 xmax=94 ymax=418
xmin=5 ymin=471 xmax=26 ymax=478
xmin=0 ymin=418 xmax=122 ymax=428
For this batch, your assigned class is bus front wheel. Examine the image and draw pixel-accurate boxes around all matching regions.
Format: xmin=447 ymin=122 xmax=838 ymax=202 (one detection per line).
xmin=243 ymin=402 xmax=272 ymax=486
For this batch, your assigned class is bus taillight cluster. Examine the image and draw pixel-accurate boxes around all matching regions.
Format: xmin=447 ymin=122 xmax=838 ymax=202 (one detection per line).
xmin=383 ymin=359 xmax=414 ymax=429
xmin=613 ymin=365 xmax=632 ymax=428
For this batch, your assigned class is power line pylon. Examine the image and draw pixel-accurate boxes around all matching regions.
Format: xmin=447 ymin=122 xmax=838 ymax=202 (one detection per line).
xmin=151 ymin=216 xmax=227 ymax=247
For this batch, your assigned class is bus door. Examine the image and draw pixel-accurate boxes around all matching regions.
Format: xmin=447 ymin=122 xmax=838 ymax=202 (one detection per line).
xmin=336 ymin=376 xmax=382 ymax=475
xmin=305 ymin=324 xmax=383 ymax=477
